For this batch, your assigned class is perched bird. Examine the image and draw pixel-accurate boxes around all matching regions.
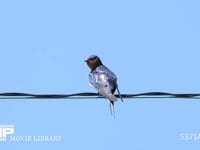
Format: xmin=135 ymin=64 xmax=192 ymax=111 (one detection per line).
xmin=85 ymin=55 xmax=123 ymax=118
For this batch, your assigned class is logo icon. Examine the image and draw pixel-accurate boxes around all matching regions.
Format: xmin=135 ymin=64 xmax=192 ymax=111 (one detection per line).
xmin=0 ymin=124 xmax=14 ymax=141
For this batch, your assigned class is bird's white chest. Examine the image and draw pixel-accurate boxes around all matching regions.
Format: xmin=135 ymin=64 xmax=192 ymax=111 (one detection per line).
xmin=89 ymin=72 xmax=106 ymax=86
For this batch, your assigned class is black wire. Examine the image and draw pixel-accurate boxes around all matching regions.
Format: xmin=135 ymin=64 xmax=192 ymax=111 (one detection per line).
xmin=0 ymin=92 xmax=200 ymax=99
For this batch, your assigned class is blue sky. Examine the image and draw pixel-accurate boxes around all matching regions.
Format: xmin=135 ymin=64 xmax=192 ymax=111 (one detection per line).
xmin=0 ymin=0 xmax=200 ymax=149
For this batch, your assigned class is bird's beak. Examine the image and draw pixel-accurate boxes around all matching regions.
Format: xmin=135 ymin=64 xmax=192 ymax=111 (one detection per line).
xmin=84 ymin=58 xmax=89 ymax=62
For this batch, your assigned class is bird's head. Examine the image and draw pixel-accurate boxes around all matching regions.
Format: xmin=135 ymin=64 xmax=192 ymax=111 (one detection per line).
xmin=85 ymin=55 xmax=103 ymax=71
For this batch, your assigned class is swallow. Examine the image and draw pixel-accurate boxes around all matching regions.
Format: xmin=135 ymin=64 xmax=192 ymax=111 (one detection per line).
xmin=85 ymin=55 xmax=123 ymax=118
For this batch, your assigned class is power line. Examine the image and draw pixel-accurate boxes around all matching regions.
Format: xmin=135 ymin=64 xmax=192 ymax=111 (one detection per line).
xmin=0 ymin=92 xmax=200 ymax=99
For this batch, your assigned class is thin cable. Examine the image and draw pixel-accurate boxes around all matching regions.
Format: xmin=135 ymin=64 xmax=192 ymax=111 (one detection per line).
xmin=0 ymin=92 xmax=200 ymax=99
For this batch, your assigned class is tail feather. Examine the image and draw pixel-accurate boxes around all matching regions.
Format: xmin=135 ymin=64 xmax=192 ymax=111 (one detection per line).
xmin=116 ymin=86 xmax=123 ymax=102
xmin=109 ymin=101 xmax=115 ymax=119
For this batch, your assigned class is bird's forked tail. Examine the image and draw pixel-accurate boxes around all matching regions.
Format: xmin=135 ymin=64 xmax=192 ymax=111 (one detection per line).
xmin=109 ymin=100 xmax=115 ymax=119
